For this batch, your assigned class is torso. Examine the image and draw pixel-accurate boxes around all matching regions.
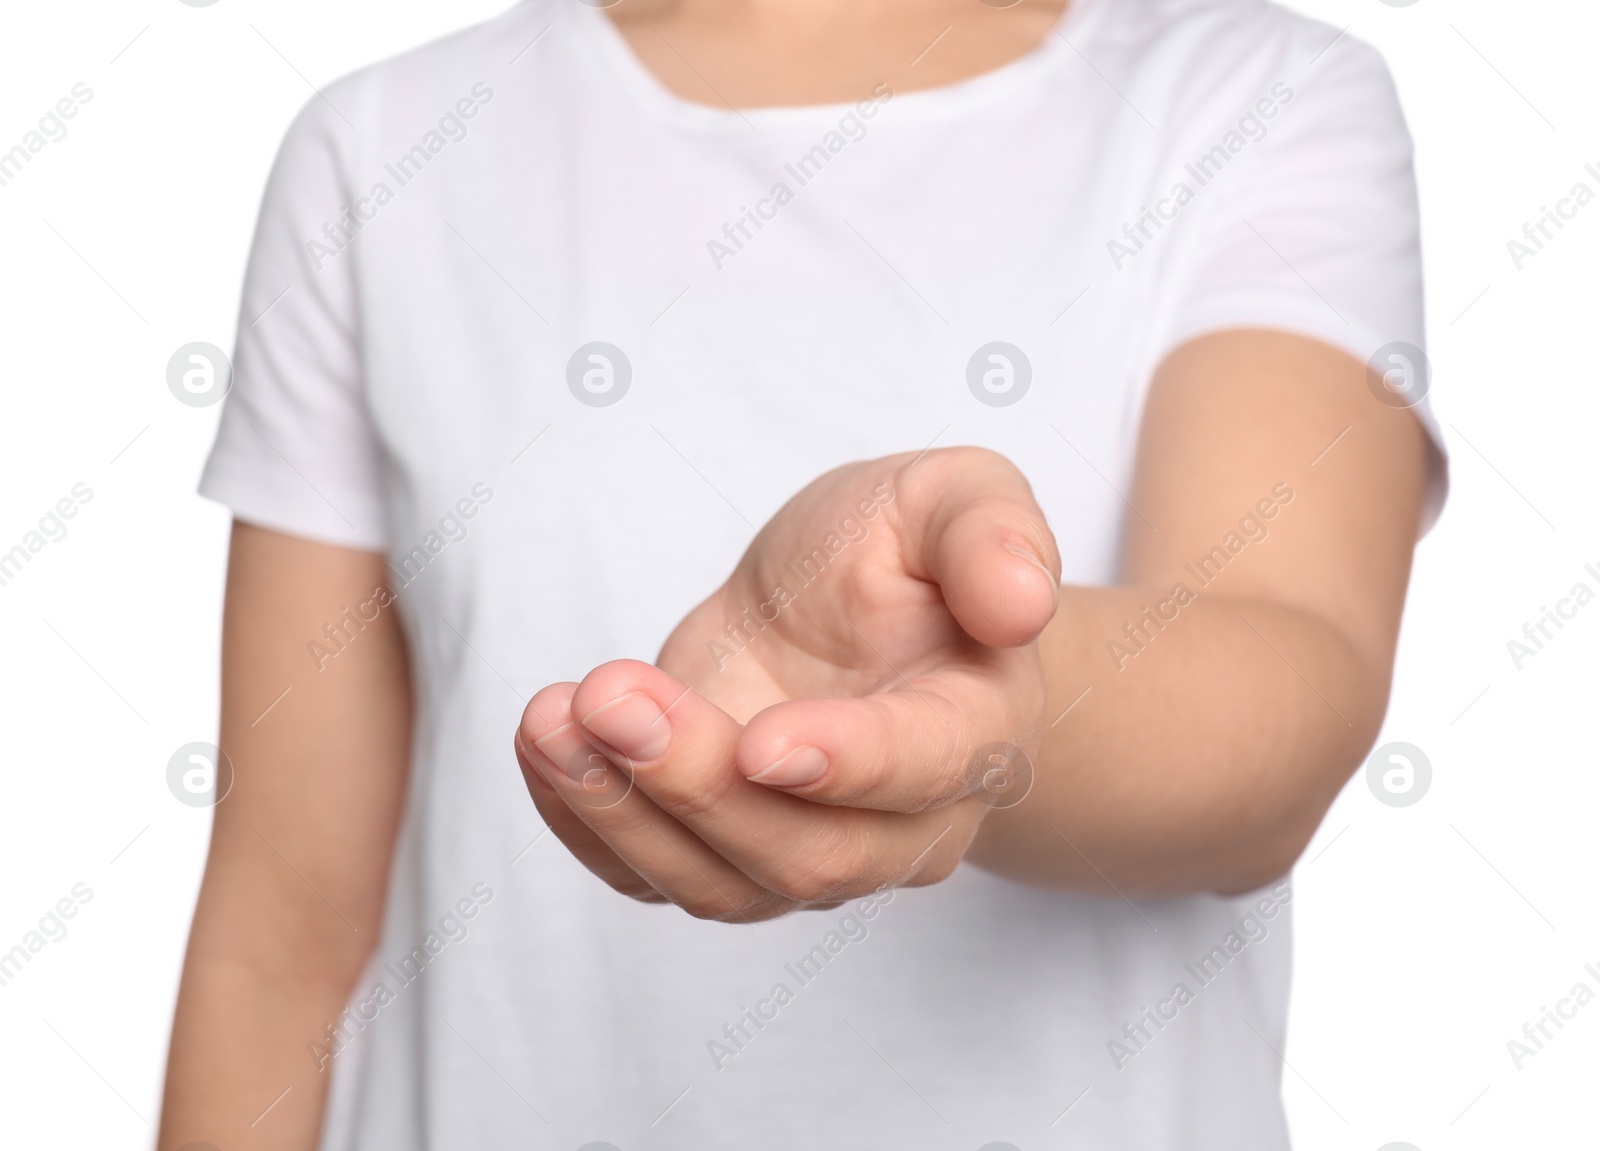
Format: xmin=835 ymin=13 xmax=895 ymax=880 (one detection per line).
xmin=290 ymin=1 xmax=1400 ymax=1145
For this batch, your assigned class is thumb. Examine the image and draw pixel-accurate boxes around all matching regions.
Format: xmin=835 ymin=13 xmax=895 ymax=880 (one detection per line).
xmin=900 ymin=448 xmax=1061 ymax=648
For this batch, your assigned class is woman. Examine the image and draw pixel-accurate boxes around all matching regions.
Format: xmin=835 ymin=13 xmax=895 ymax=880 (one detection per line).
xmin=162 ymin=0 xmax=1446 ymax=1147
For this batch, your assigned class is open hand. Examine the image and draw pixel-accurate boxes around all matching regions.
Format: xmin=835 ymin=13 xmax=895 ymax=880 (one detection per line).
xmin=514 ymin=447 xmax=1060 ymax=921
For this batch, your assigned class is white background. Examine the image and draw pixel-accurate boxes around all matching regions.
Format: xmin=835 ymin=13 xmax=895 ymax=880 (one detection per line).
xmin=0 ymin=0 xmax=1595 ymax=1148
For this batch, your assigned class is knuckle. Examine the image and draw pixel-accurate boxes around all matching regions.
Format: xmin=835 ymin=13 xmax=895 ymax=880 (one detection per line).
xmin=825 ymin=753 xmax=891 ymax=812
xmin=678 ymin=887 xmax=770 ymax=923
xmin=684 ymin=901 xmax=731 ymax=922
xmin=594 ymin=865 xmax=664 ymax=903
xmin=953 ymin=444 xmax=1015 ymax=475
xmin=729 ymin=891 xmax=795 ymax=924
xmin=677 ymin=892 xmax=738 ymax=921
xmin=911 ymin=445 xmax=1018 ymax=493
xmin=655 ymin=766 xmax=737 ymax=823
xmin=865 ymin=700 xmax=967 ymax=812
xmin=774 ymin=824 xmax=872 ymax=903
xmin=916 ymin=751 xmax=974 ymax=812
xmin=903 ymin=809 xmax=981 ymax=889
xmin=906 ymin=852 xmax=960 ymax=888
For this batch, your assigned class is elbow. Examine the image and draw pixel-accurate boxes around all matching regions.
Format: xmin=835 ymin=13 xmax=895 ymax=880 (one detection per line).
xmin=1209 ymin=718 xmax=1388 ymax=898
xmin=1209 ymin=834 xmax=1305 ymax=897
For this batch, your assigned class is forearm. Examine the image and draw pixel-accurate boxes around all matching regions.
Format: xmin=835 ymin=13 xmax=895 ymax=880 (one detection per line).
xmin=160 ymin=524 xmax=411 ymax=1150
xmin=159 ymin=903 xmax=364 ymax=1151
xmin=960 ymin=332 xmax=1430 ymax=896
xmin=967 ymin=584 xmax=1385 ymax=896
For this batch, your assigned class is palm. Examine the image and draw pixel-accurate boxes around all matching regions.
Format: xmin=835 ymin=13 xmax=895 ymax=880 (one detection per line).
xmin=513 ymin=448 xmax=1061 ymax=925
xmin=654 ymin=457 xmax=1045 ymax=751
xmin=658 ymin=546 xmax=967 ymax=725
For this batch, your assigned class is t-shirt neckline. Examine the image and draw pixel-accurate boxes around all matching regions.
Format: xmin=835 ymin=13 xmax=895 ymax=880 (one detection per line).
xmin=568 ymin=0 xmax=1111 ymax=133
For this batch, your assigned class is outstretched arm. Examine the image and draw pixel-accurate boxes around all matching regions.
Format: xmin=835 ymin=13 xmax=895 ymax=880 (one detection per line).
xmin=971 ymin=328 xmax=1430 ymax=895
xmin=516 ymin=328 xmax=1431 ymax=914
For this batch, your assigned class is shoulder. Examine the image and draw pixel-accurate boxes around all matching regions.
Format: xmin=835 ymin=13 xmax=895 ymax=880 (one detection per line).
xmin=275 ymin=1 xmax=553 ymax=167
xmin=1101 ymin=0 xmax=1376 ymax=64
xmin=1092 ymin=0 xmax=1401 ymax=126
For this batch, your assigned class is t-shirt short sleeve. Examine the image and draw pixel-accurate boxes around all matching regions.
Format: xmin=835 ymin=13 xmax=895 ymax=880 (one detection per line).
xmin=198 ymin=91 xmax=390 ymax=551
xmin=1152 ymin=32 xmax=1448 ymax=533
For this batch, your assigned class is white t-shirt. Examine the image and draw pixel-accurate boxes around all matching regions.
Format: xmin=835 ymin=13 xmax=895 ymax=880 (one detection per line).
xmin=200 ymin=0 xmax=1446 ymax=1146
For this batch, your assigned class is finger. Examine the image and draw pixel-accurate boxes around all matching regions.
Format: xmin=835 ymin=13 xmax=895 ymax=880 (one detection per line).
xmin=514 ymin=685 xmax=663 ymax=903
xmin=573 ymin=660 xmax=975 ymax=901
xmin=734 ymin=653 xmax=1039 ymax=812
xmin=896 ymin=447 xmax=1061 ymax=648
xmin=520 ymin=682 xmax=795 ymax=923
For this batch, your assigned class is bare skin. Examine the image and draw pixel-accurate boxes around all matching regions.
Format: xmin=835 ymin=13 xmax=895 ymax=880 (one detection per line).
xmin=608 ymin=0 xmax=1071 ymax=108
xmin=518 ymin=330 xmax=1431 ymax=918
xmin=161 ymin=1 xmax=1432 ymax=1145
xmin=157 ymin=526 xmax=410 ymax=1151
xmin=992 ymin=331 xmax=1430 ymax=893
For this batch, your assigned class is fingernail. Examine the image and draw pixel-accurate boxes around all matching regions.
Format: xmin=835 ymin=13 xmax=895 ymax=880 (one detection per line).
xmin=514 ymin=733 xmax=557 ymax=793
xmin=580 ymin=692 xmax=671 ymax=762
xmin=1003 ymin=537 xmax=1053 ymax=579
xmin=749 ymin=746 xmax=829 ymax=788
xmin=533 ymin=724 xmax=626 ymax=797
xmin=1004 ymin=537 xmax=1060 ymax=609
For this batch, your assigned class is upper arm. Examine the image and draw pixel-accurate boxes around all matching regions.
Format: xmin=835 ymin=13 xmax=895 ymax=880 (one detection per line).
xmin=1124 ymin=328 xmax=1432 ymax=718
xmin=196 ymin=521 xmax=410 ymax=983
xmin=1121 ymin=28 xmax=1438 ymax=687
